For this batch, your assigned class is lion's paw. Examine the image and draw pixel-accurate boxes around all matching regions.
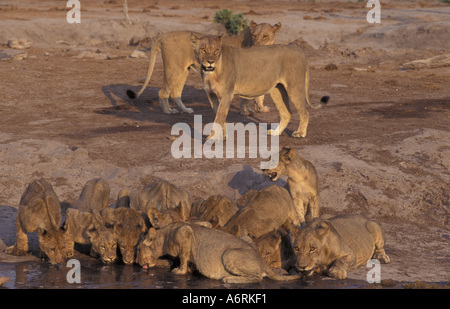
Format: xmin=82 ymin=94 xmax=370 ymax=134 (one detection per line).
xmin=292 ymin=131 xmax=306 ymax=138
xmin=172 ymin=267 xmax=187 ymax=275
xmin=373 ymin=253 xmax=390 ymax=264
xmin=267 ymin=129 xmax=280 ymax=136
xmin=256 ymin=105 xmax=269 ymax=113
xmin=163 ymin=108 xmax=179 ymax=114
xmin=327 ymin=266 xmax=347 ymax=280
xmin=4 ymin=245 xmax=27 ymax=256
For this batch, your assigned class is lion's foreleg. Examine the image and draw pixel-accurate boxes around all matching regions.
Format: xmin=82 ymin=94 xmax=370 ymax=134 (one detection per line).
xmin=327 ymin=253 xmax=356 ymax=280
xmin=6 ymin=218 xmax=29 ymax=255
xmin=207 ymin=94 xmax=233 ymax=140
xmin=206 ymin=92 xmax=220 ymax=113
xmin=172 ymin=226 xmax=194 ymax=275
xmin=309 ymin=195 xmax=320 ymax=219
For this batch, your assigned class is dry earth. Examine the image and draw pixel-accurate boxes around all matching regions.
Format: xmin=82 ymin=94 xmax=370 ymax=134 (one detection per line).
xmin=0 ymin=0 xmax=449 ymax=288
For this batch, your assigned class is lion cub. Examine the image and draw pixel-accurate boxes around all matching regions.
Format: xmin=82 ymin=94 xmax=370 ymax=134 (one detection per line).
xmin=62 ymin=209 xmax=117 ymax=263
xmin=136 ymin=222 xmax=301 ymax=284
xmin=263 ymin=146 xmax=320 ymax=223
xmin=127 ymin=180 xmax=192 ymax=222
xmin=101 ymin=207 xmax=147 ymax=264
xmin=222 ymin=185 xmax=303 ymax=239
xmin=190 ymin=195 xmax=238 ymax=229
xmin=62 ymin=178 xmax=117 ymax=263
xmin=5 ymin=179 xmax=64 ymax=264
xmin=72 ymin=178 xmax=110 ymax=212
xmin=289 ymin=214 xmax=390 ymax=279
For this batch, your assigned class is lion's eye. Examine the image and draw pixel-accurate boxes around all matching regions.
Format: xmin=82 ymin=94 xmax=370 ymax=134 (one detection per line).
xmin=294 ymin=247 xmax=300 ymax=253
xmin=200 ymin=49 xmax=206 ymax=54
xmin=214 ymin=49 xmax=219 ymax=55
xmin=310 ymin=247 xmax=316 ymax=253
xmin=263 ymin=35 xmax=268 ymax=40
xmin=252 ymin=35 xmax=256 ymax=39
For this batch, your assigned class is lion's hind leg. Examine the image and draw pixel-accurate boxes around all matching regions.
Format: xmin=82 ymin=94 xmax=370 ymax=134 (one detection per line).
xmin=239 ymin=98 xmax=254 ymax=116
xmin=172 ymin=68 xmax=194 ymax=114
xmin=159 ymin=69 xmax=181 ymax=114
xmin=221 ymin=248 xmax=264 ymax=284
xmin=268 ymin=85 xmax=291 ymax=136
xmin=287 ymin=87 xmax=309 ymax=138
xmin=366 ymin=221 xmax=390 ymax=264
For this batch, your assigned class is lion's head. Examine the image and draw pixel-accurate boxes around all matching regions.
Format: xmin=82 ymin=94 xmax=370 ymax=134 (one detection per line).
xmin=37 ymin=226 xmax=65 ymax=265
xmin=290 ymin=219 xmax=331 ymax=276
xmin=191 ymin=33 xmax=223 ymax=72
xmin=136 ymin=228 xmax=158 ymax=269
xmin=262 ymin=146 xmax=296 ymax=181
xmin=86 ymin=217 xmax=118 ymax=264
xmin=250 ymin=21 xmax=281 ymax=46
xmin=100 ymin=207 xmax=146 ymax=264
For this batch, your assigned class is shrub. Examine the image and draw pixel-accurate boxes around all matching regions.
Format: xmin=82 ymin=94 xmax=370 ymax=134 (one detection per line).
xmin=213 ymin=9 xmax=249 ymax=35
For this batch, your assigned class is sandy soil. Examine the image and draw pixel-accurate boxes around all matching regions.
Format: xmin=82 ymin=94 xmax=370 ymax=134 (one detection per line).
xmin=0 ymin=0 xmax=449 ymax=288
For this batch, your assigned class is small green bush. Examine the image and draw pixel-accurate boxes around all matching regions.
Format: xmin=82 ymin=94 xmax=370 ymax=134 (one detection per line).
xmin=213 ymin=9 xmax=249 ymax=35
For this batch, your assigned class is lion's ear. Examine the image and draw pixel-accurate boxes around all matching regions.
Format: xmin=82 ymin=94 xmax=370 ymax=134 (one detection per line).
xmin=281 ymin=146 xmax=295 ymax=162
xmin=191 ymin=33 xmax=200 ymax=46
xmin=216 ymin=34 xmax=223 ymax=44
xmin=273 ymin=22 xmax=282 ymax=32
xmin=315 ymin=221 xmax=330 ymax=239
xmin=85 ymin=224 xmax=98 ymax=241
xmin=143 ymin=228 xmax=157 ymax=246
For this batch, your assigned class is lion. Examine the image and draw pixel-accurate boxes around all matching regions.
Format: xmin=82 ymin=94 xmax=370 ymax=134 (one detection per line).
xmin=126 ymin=21 xmax=281 ymax=115
xmin=62 ymin=209 xmax=117 ymax=264
xmin=289 ymin=214 xmax=390 ymax=279
xmin=128 ymin=180 xmax=192 ymax=222
xmin=5 ymin=179 xmax=64 ymax=264
xmin=147 ymin=207 xmax=184 ymax=229
xmin=253 ymin=229 xmax=296 ymax=271
xmin=222 ymin=185 xmax=302 ymax=238
xmin=136 ymin=222 xmax=301 ymax=284
xmin=190 ymin=34 xmax=329 ymax=140
xmin=72 ymin=178 xmax=110 ymax=212
xmin=263 ymin=146 xmax=320 ymax=223
xmin=190 ymin=195 xmax=238 ymax=229
xmin=101 ymin=207 xmax=147 ymax=264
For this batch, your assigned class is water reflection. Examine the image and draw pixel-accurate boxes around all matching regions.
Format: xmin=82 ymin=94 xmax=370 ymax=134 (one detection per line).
xmin=1 ymin=259 xmax=385 ymax=289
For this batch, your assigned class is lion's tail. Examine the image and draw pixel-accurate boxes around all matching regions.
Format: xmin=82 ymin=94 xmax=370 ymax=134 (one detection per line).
xmin=305 ymin=68 xmax=330 ymax=109
xmin=126 ymin=34 xmax=164 ymax=100
xmin=265 ymin=267 xmax=302 ymax=281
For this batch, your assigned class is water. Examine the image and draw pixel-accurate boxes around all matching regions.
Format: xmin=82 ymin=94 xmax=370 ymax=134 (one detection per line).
xmin=0 ymin=258 xmax=399 ymax=289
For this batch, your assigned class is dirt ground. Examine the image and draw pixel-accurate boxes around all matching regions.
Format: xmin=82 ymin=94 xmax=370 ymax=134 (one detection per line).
xmin=0 ymin=0 xmax=449 ymax=288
